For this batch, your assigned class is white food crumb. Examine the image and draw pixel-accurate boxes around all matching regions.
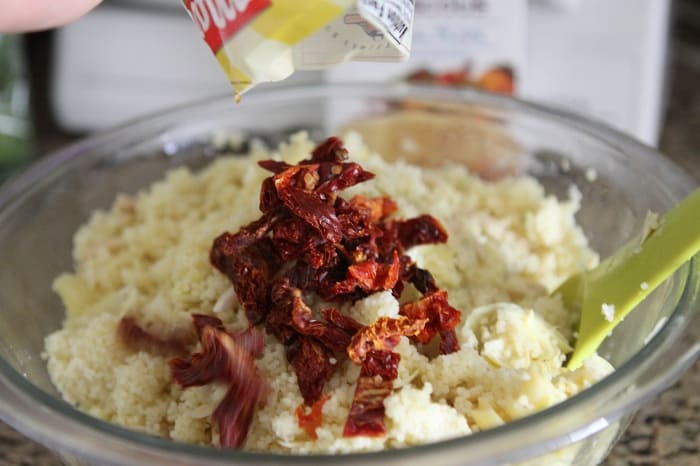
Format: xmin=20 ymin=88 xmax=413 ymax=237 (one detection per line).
xmin=213 ymin=287 xmax=236 ymax=313
xmin=601 ymin=303 xmax=616 ymax=322
xmin=640 ymin=282 xmax=649 ymax=290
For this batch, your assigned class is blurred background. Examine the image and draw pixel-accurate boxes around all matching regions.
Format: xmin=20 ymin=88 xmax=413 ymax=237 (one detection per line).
xmin=0 ymin=0 xmax=698 ymax=464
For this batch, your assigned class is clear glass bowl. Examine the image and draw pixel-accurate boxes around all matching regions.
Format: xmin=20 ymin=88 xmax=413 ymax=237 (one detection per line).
xmin=0 ymin=84 xmax=697 ymax=466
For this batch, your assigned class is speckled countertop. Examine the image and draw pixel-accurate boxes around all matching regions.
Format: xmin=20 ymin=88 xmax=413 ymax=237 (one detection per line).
xmin=2 ymin=11 xmax=699 ymax=466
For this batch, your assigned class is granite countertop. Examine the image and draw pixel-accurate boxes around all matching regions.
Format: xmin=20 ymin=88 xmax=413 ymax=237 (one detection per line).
xmin=2 ymin=13 xmax=699 ymax=466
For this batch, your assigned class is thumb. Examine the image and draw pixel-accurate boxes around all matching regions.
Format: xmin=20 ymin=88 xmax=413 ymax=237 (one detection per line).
xmin=0 ymin=0 xmax=103 ymax=33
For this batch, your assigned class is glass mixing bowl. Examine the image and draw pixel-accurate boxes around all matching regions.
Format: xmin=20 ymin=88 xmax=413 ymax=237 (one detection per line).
xmin=0 ymin=84 xmax=697 ymax=466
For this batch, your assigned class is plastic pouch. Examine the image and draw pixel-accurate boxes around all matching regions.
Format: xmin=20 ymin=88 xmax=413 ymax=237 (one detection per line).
xmin=182 ymin=0 xmax=415 ymax=96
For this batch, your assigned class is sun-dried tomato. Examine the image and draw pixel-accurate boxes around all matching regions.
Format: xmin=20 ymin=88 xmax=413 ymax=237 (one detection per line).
xmin=399 ymin=290 xmax=461 ymax=354
xmin=320 ymin=307 xmax=363 ymax=334
xmin=192 ymin=314 xmax=226 ymax=336
xmin=210 ymin=211 xmax=279 ymax=261
xmin=214 ymin=375 xmax=262 ymax=448
xmin=168 ymin=316 xmax=264 ymax=448
xmin=302 ymin=240 xmax=339 ymax=270
xmin=314 ymin=162 xmax=375 ymax=196
xmin=258 ymin=159 xmax=293 ymax=174
xmin=211 ymin=237 xmax=280 ymax=325
xmin=362 ymin=348 xmax=401 ymax=380
xmin=284 ymin=262 xmax=318 ymax=292
xmin=350 ymin=251 xmax=401 ymax=292
xmin=288 ymin=336 xmax=337 ymax=405
xmin=290 ymin=290 xmax=351 ymax=353
xmin=306 ymin=136 xmax=348 ymax=163
xmin=295 ymin=394 xmax=330 ymax=440
xmin=169 ymin=327 xmax=230 ymax=387
xmin=403 ymin=264 xmax=439 ymax=295
xmin=277 ymin=185 xmax=343 ymax=243
xmin=439 ymin=329 xmax=460 ymax=355
xmin=348 ymin=195 xmax=398 ymax=224
xmin=117 ymin=316 xmax=191 ymax=357
xmin=335 ymin=200 xmax=373 ymax=241
xmin=191 ymin=314 xmax=265 ymax=358
xmin=266 ymin=278 xmax=298 ymax=344
xmin=343 ymin=349 xmax=400 ymax=438
xmin=259 ymin=177 xmax=282 ymax=213
xmin=200 ymin=136 xmax=465 ymax=445
xmin=397 ymin=215 xmax=448 ymax=250
xmin=347 ymin=316 xmax=426 ymax=365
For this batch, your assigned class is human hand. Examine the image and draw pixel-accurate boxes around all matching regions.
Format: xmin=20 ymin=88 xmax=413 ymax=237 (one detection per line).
xmin=1 ymin=0 xmax=103 ymax=33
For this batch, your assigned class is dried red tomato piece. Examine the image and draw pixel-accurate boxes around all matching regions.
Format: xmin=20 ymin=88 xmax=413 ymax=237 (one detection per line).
xmin=117 ymin=316 xmax=191 ymax=357
xmin=321 ymin=307 xmax=363 ymax=334
xmin=277 ymin=185 xmax=343 ymax=243
xmin=210 ymin=211 xmax=279 ymax=261
xmin=307 ymin=136 xmax=348 ymax=163
xmin=191 ymin=314 xmax=265 ymax=357
xmin=214 ymin=375 xmax=263 ymax=448
xmin=288 ymin=336 xmax=337 ymax=405
xmin=169 ymin=316 xmax=264 ymax=448
xmin=348 ymin=195 xmax=398 ymax=224
xmin=324 ymin=252 xmax=401 ymax=299
xmin=259 ymin=177 xmax=282 ymax=213
xmin=289 ymin=290 xmax=351 ymax=354
xmin=296 ymin=394 xmax=330 ymax=440
xmin=362 ymin=348 xmax=401 ymax=380
xmin=230 ymin=327 xmax=265 ymax=359
xmin=170 ymin=317 xmax=263 ymax=384
xmin=396 ymin=215 xmax=448 ymax=250
xmin=258 ymin=159 xmax=293 ymax=174
xmin=169 ymin=326 xmax=233 ymax=387
xmin=315 ymin=162 xmax=375 ymax=196
xmin=349 ymin=251 xmax=401 ymax=292
xmin=302 ymin=240 xmax=339 ymax=270
xmin=439 ymin=329 xmax=460 ymax=354
xmin=211 ymin=237 xmax=280 ymax=325
xmin=266 ymin=278 xmax=298 ymax=344
xmin=374 ymin=222 xmax=403 ymax=261
xmin=335 ymin=200 xmax=372 ymax=241
xmin=272 ymin=216 xmax=314 ymax=248
xmin=192 ymin=314 xmax=225 ymax=337
xmin=399 ymin=290 xmax=461 ymax=354
xmin=403 ymin=264 xmax=439 ymax=295
xmin=347 ymin=316 xmax=427 ymax=365
xmin=272 ymin=217 xmax=340 ymax=269
xmin=343 ymin=349 xmax=400 ymax=438
xmin=284 ymin=262 xmax=318 ymax=292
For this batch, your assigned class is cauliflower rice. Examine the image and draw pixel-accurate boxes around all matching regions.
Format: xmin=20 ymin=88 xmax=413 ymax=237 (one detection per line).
xmin=45 ymin=132 xmax=613 ymax=453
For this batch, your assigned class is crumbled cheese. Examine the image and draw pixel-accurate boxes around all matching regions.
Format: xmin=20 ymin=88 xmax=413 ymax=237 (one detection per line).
xmin=601 ymin=303 xmax=616 ymax=322
xmin=213 ymin=287 xmax=236 ymax=313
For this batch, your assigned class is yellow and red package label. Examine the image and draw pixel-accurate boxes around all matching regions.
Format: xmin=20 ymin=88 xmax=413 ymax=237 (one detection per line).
xmin=182 ymin=0 xmax=415 ymax=96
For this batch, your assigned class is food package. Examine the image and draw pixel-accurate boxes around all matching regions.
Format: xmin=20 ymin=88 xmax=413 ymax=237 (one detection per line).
xmin=181 ymin=0 xmax=415 ymax=96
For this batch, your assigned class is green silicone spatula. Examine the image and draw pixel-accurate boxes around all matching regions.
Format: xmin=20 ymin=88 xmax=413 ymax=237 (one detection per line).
xmin=560 ymin=186 xmax=700 ymax=370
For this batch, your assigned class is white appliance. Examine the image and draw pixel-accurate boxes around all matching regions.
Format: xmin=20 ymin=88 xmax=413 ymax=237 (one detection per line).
xmin=52 ymin=0 xmax=671 ymax=146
